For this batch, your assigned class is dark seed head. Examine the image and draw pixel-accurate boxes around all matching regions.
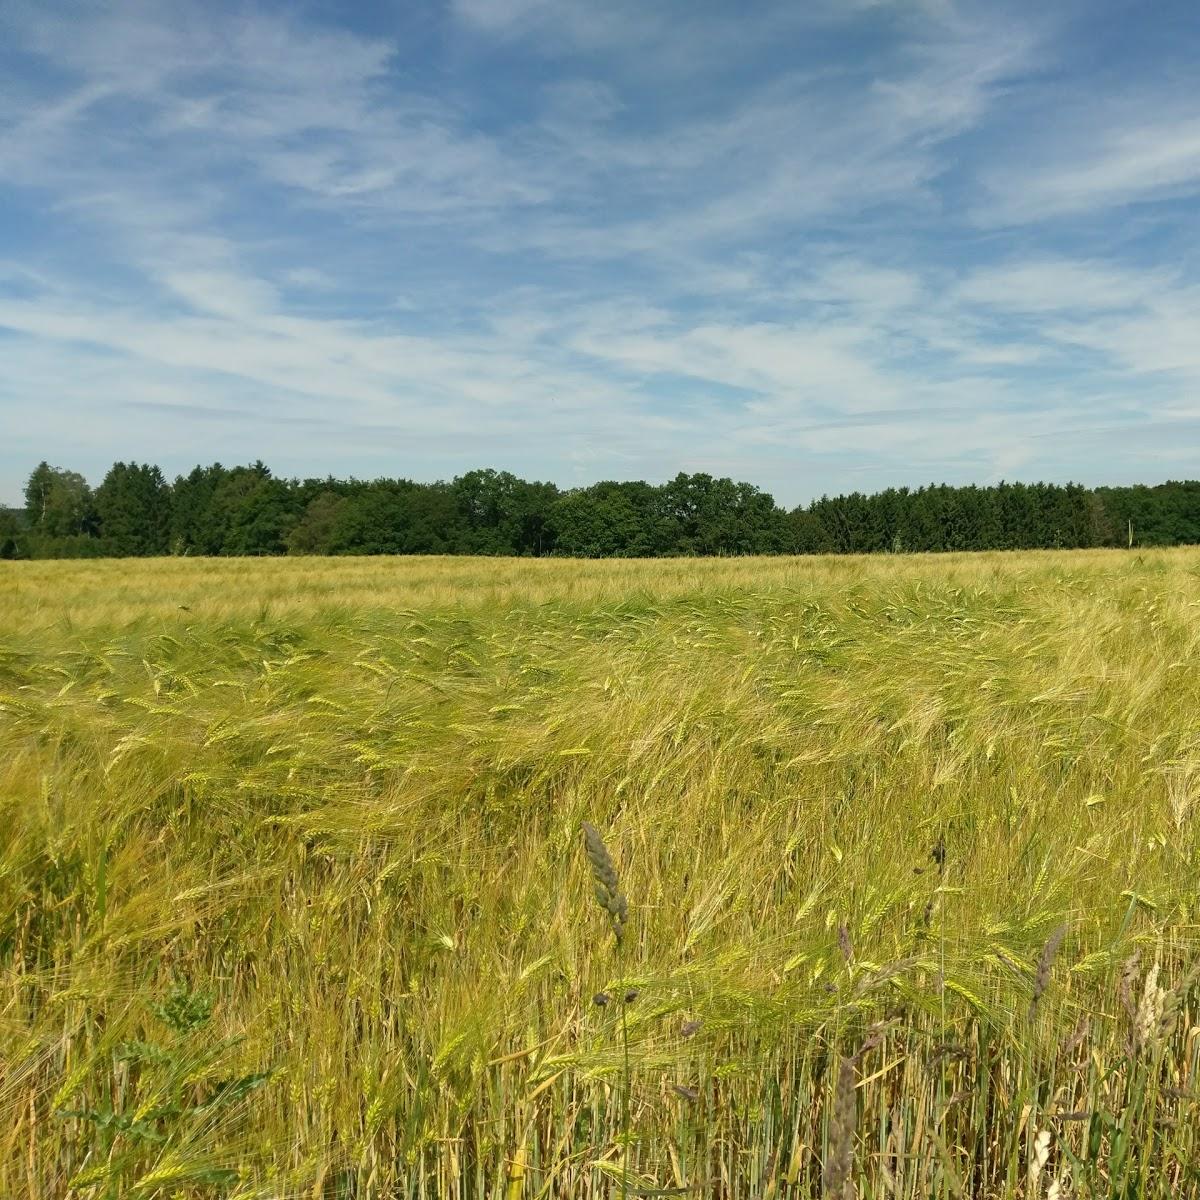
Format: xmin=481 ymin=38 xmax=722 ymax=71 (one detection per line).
xmin=837 ymin=923 xmax=853 ymax=965
xmin=856 ymin=1029 xmax=886 ymax=1060
xmin=822 ymin=1055 xmax=857 ymax=1197
xmin=592 ymin=991 xmax=611 ymax=1007
xmin=672 ymin=1084 xmax=700 ymax=1102
xmin=582 ymin=821 xmax=628 ymax=947
xmin=1028 ymin=922 xmax=1068 ymax=1019
xmin=681 ymin=1019 xmax=702 ymax=1038
xmin=623 ymin=988 xmax=639 ymax=1005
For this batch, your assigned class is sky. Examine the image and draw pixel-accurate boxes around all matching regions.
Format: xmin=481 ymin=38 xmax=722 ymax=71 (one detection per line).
xmin=2 ymin=0 xmax=1199 ymax=508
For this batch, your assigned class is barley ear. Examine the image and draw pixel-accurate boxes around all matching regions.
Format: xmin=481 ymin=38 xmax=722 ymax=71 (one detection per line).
xmin=1156 ymin=961 xmax=1200 ymax=1043
xmin=582 ymin=821 xmax=629 ymax=947
xmin=823 ymin=1054 xmax=856 ymax=1198
xmin=837 ymin=923 xmax=854 ymax=968
xmin=1028 ymin=922 xmax=1067 ymax=1019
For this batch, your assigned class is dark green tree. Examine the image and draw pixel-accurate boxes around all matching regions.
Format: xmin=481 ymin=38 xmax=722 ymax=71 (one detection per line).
xmin=170 ymin=464 xmax=231 ymax=555
xmin=452 ymin=469 xmax=560 ymax=555
xmin=16 ymin=456 xmax=1200 ymax=560
xmin=551 ymin=481 xmax=675 ymax=557
xmin=330 ymin=481 xmax=465 ymax=554
xmin=95 ymin=462 xmax=172 ymax=555
xmin=661 ymin=472 xmax=788 ymax=555
xmin=0 ymin=507 xmax=25 ymax=559
xmin=214 ymin=468 xmax=301 ymax=557
xmin=287 ymin=491 xmax=350 ymax=555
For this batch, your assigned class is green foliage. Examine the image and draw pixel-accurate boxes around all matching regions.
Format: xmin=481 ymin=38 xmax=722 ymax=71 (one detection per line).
xmin=1095 ymin=480 xmax=1200 ymax=546
xmin=23 ymin=460 xmax=97 ymax=539
xmin=209 ymin=463 xmax=299 ymax=556
xmin=0 ymin=506 xmax=28 ymax=559
xmin=551 ymin=480 xmax=676 ymax=557
xmin=454 ymin=468 xmax=557 ymax=555
xmin=807 ymin=480 xmax=1108 ymax=553
xmin=14 ymin=457 xmax=1200 ymax=559
xmin=286 ymin=490 xmax=349 ymax=555
xmin=151 ymin=981 xmax=215 ymax=1034
xmin=327 ymin=478 xmax=466 ymax=553
xmin=52 ymin=981 xmax=270 ymax=1197
xmin=661 ymin=471 xmax=789 ymax=554
xmin=95 ymin=461 xmax=172 ymax=555
xmin=170 ymin=463 xmax=231 ymax=554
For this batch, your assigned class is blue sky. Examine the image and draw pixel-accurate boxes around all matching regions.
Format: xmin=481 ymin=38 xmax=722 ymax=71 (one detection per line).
xmin=2 ymin=0 xmax=1199 ymax=507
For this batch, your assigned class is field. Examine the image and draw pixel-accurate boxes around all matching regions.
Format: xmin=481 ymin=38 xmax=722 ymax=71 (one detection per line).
xmin=3 ymin=550 xmax=1200 ymax=1198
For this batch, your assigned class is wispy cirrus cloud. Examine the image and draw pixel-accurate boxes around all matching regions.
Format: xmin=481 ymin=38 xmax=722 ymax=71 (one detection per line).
xmin=0 ymin=0 xmax=1198 ymax=505
xmin=973 ymin=98 xmax=1200 ymax=227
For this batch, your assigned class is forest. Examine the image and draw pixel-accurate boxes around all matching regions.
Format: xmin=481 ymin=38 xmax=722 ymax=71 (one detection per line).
xmin=3 ymin=459 xmax=1199 ymax=559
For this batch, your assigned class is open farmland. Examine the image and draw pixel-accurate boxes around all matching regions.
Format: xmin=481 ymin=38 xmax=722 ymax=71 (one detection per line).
xmin=3 ymin=551 xmax=1200 ymax=1198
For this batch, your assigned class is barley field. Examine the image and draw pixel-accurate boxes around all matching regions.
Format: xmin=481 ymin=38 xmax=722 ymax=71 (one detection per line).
xmin=3 ymin=550 xmax=1200 ymax=1198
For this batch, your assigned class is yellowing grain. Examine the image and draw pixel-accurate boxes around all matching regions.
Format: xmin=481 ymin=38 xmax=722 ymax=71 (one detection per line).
xmin=3 ymin=548 xmax=1200 ymax=1196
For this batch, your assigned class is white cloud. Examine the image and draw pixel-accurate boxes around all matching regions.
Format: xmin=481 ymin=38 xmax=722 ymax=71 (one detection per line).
xmin=955 ymin=259 xmax=1175 ymax=312
xmin=2 ymin=0 xmax=1199 ymax=505
xmin=1044 ymin=289 xmax=1200 ymax=379
xmin=976 ymin=109 xmax=1200 ymax=225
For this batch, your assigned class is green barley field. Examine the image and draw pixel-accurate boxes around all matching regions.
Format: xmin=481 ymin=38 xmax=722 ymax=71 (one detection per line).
xmin=3 ymin=551 xmax=1200 ymax=1198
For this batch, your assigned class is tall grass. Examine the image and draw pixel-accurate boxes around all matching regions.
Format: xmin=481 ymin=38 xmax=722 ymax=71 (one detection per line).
xmin=2 ymin=548 xmax=1200 ymax=1196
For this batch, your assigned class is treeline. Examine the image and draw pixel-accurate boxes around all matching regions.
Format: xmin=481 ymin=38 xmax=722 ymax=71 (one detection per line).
xmin=1 ymin=459 xmax=1198 ymax=560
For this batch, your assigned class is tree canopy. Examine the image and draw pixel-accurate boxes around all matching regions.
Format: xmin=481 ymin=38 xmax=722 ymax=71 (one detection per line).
xmin=3 ymin=460 xmax=1198 ymax=559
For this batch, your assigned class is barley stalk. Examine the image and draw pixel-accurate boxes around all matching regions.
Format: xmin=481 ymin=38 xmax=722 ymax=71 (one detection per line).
xmin=823 ymin=1054 xmax=856 ymax=1199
